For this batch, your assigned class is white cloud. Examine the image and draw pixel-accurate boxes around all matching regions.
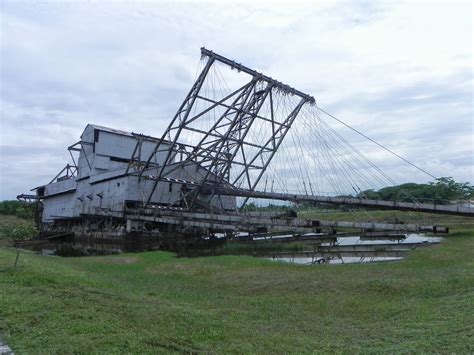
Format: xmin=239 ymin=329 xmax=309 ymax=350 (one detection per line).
xmin=0 ymin=0 xmax=472 ymax=199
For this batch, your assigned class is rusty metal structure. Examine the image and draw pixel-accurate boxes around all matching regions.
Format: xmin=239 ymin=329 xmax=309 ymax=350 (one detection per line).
xmin=18 ymin=48 xmax=472 ymax=252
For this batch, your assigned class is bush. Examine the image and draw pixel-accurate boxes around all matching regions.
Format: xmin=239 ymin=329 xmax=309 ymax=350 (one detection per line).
xmin=0 ymin=221 xmax=38 ymax=241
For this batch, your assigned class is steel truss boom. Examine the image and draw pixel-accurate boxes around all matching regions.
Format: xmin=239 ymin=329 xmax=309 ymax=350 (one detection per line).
xmin=214 ymin=187 xmax=474 ymax=216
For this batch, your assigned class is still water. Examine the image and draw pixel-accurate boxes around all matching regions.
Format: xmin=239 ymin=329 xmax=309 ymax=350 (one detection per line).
xmin=266 ymin=234 xmax=442 ymax=265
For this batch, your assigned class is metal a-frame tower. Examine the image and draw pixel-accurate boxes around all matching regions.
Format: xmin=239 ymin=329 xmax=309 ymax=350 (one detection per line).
xmin=128 ymin=48 xmax=315 ymax=210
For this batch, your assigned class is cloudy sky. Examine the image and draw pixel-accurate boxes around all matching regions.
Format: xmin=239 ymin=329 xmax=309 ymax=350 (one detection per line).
xmin=0 ymin=0 xmax=472 ymax=200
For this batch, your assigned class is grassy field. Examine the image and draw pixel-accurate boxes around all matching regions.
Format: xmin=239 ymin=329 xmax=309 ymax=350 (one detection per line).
xmin=0 ymin=214 xmax=473 ymax=353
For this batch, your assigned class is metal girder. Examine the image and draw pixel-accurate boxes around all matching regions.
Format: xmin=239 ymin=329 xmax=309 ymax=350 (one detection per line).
xmin=200 ymin=47 xmax=315 ymax=103
xmin=129 ymin=48 xmax=314 ymax=210
xmin=139 ymin=55 xmax=216 ymax=205
xmin=237 ymin=97 xmax=307 ymax=207
xmin=17 ymin=194 xmax=40 ymax=202
xmin=215 ymin=187 xmax=474 ymax=217
xmin=48 ymin=164 xmax=78 ymax=184
xmin=187 ymin=78 xmax=260 ymax=176
xmin=196 ymin=95 xmax=291 ymax=127
xmin=195 ymin=81 xmax=273 ymax=189
xmin=124 ymin=207 xmax=448 ymax=233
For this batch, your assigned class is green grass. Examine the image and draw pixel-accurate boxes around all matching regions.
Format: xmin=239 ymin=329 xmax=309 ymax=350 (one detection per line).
xmin=0 ymin=217 xmax=473 ymax=353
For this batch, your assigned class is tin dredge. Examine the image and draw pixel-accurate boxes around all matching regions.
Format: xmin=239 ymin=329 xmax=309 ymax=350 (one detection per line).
xmin=18 ymin=48 xmax=472 ymax=259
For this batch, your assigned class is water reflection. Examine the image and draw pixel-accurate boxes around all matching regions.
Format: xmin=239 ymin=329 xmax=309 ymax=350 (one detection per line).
xmin=266 ymin=234 xmax=442 ymax=265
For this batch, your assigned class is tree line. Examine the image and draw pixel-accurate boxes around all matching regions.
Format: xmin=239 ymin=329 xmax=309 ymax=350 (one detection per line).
xmin=244 ymin=177 xmax=472 ymax=211
xmin=0 ymin=200 xmax=35 ymax=219
xmin=354 ymin=177 xmax=473 ymax=203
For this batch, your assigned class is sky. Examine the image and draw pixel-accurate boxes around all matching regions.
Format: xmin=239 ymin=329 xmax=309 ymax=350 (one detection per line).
xmin=0 ymin=0 xmax=473 ymax=200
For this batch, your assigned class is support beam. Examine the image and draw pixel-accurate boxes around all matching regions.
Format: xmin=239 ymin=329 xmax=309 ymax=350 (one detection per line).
xmin=215 ymin=187 xmax=474 ymax=216
xmin=201 ymin=47 xmax=315 ymax=103
xmin=125 ymin=208 xmax=448 ymax=233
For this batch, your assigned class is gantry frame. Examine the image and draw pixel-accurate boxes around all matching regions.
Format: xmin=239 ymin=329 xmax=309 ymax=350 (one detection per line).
xmin=128 ymin=48 xmax=315 ymax=209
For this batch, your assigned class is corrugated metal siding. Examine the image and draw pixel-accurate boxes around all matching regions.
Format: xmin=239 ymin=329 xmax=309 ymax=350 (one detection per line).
xmin=41 ymin=124 xmax=237 ymax=222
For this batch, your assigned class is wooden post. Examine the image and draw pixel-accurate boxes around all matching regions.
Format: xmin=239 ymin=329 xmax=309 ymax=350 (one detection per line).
xmin=14 ymin=248 xmax=20 ymax=268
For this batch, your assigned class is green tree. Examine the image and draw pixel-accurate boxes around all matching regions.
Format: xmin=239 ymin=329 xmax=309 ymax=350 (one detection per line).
xmin=356 ymin=177 xmax=472 ymax=204
xmin=0 ymin=200 xmax=35 ymax=220
xmin=431 ymin=177 xmax=473 ymax=201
